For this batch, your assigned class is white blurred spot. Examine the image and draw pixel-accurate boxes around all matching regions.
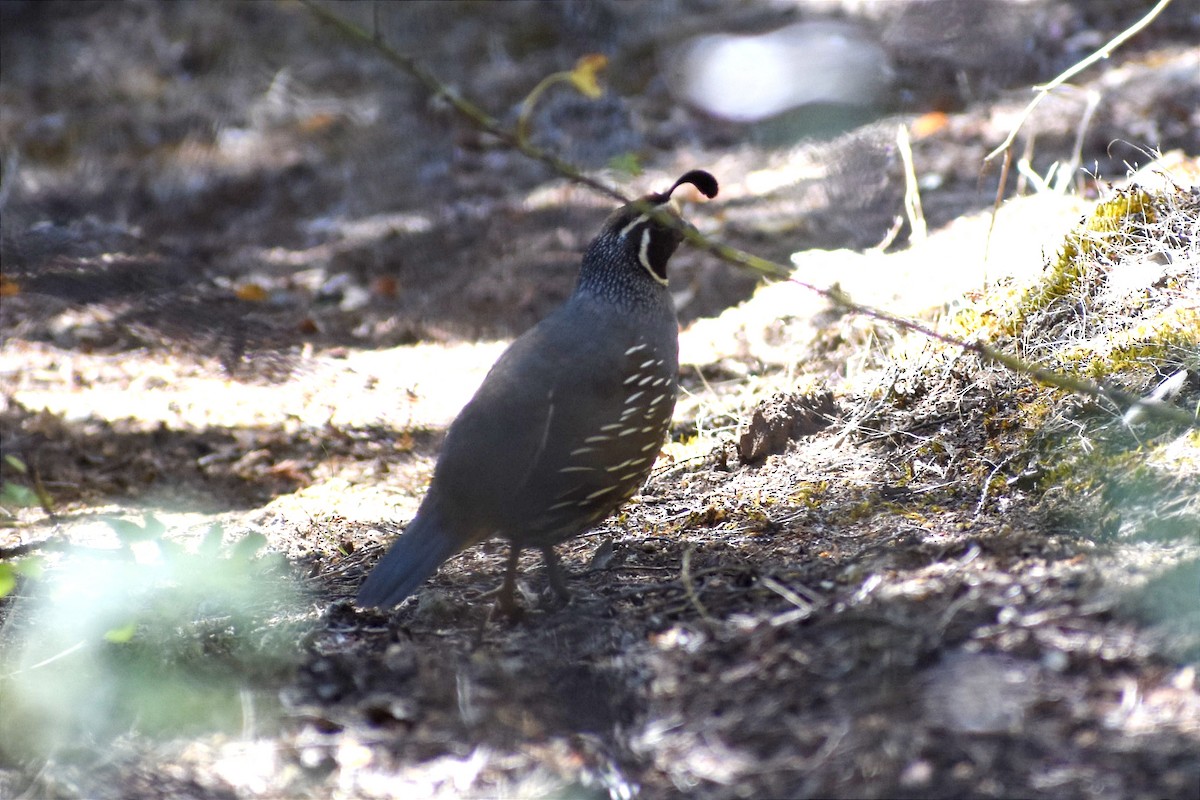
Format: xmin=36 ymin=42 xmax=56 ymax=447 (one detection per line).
xmin=669 ymin=22 xmax=893 ymax=122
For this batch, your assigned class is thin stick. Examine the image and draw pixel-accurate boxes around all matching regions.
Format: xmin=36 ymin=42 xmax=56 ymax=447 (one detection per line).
xmin=298 ymin=0 xmax=1197 ymax=431
xmin=667 ymin=215 xmax=1198 ymax=429
xmin=985 ymin=0 xmax=1175 ymax=162
xmin=681 ymin=545 xmax=716 ymax=624
xmin=299 ymin=0 xmax=627 ymax=204
xmin=897 ymin=124 xmax=927 ymax=244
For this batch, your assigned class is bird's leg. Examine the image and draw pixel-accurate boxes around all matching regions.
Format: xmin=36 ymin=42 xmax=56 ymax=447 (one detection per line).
xmin=497 ymin=544 xmax=522 ymax=617
xmin=541 ymin=545 xmax=571 ymax=603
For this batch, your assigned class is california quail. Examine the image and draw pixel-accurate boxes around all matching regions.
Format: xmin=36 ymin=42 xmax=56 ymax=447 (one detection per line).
xmin=357 ymin=170 xmax=718 ymax=613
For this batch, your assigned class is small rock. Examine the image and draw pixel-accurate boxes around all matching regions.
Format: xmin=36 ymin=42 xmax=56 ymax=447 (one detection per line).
xmin=737 ymin=390 xmax=835 ymax=464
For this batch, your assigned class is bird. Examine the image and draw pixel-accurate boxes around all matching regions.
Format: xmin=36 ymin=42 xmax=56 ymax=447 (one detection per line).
xmin=356 ymin=170 xmax=719 ymax=614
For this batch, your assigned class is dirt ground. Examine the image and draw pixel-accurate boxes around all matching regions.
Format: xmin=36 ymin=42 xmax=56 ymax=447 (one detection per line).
xmin=1 ymin=2 xmax=1198 ymax=798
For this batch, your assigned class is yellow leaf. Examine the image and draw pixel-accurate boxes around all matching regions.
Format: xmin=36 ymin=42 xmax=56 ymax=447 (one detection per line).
xmin=236 ymin=283 xmax=268 ymax=302
xmin=568 ymin=54 xmax=607 ymax=99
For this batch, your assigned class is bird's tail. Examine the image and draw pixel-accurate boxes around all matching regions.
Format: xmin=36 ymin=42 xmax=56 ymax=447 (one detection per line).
xmin=356 ymin=508 xmax=461 ymax=609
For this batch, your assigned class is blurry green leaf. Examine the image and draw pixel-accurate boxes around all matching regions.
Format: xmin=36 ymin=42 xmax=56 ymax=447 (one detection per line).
xmin=199 ymin=524 xmax=224 ymax=558
xmin=230 ymin=532 xmax=267 ymax=562
xmin=2 ymin=542 xmax=305 ymax=758
xmin=0 ymin=482 xmax=39 ymax=508
xmin=4 ymin=454 xmax=28 ymax=474
xmin=14 ymin=556 xmax=44 ymax=579
xmin=107 ymin=513 xmax=167 ymax=544
xmin=607 ymin=152 xmax=643 ymax=178
xmin=142 ymin=513 xmax=166 ymax=539
xmin=103 ymin=621 xmax=138 ymax=644
xmin=0 ymin=558 xmax=40 ymax=597
xmin=107 ymin=517 xmax=154 ymax=543
xmin=159 ymin=538 xmax=187 ymax=562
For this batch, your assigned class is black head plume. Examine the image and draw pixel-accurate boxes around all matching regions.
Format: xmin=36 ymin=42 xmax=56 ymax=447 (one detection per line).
xmin=648 ymin=169 xmax=719 ymax=204
xmin=582 ymin=170 xmax=718 ymax=297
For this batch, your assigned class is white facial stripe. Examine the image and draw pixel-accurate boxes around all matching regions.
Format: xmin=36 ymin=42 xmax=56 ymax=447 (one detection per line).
xmin=638 ymin=228 xmax=669 ymax=285
xmin=618 ymin=213 xmax=651 ymax=239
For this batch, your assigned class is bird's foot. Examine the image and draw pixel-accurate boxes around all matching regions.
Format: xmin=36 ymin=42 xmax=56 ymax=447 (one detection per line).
xmin=541 ymin=545 xmax=573 ymax=604
xmin=493 ymin=587 xmax=525 ymax=621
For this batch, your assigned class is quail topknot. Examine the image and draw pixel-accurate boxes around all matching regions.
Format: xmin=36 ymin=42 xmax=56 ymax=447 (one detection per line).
xmin=357 ymin=170 xmax=719 ymax=614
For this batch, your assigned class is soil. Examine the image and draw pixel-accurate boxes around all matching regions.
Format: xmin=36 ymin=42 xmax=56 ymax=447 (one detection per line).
xmin=1 ymin=2 xmax=1198 ymax=799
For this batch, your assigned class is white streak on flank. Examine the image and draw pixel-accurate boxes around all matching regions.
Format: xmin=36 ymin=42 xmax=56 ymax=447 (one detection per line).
xmin=585 ymin=486 xmax=617 ymax=500
xmin=600 ymin=423 xmax=624 ymax=432
xmin=651 ymin=378 xmax=668 ymax=387
xmin=570 ymin=446 xmax=595 ymax=456
xmin=641 ymin=441 xmax=659 ymax=452
xmin=625 ymin=391 xmax=646 ymax=404
xmin=619 ymin=428 xmax=640 ymax=437
xmin=624 ymin=374 xmax=642 ymax=385
xmin=624 ymin=343 xmax=648 ymax=356
xmin=639 ymin=359 xmax=657 ymax=369
xmin=640 ymin=426 xmax=656 ymax=433
xmin=535 ymin=390 xmax=555 ymax=454
xmin=621 ymin=407 xmax=639 ymax=419
xmin=585 ymin=435 xmax=610 ymax=443
xmin=648 ymin=393 xmax=667 ymax=406
xmin=516 ymin=388 xmax=555 ymax=493
xmin=548 ymin=500 xmax=577 ymax=511
xmin=638 ymin=228 xmax=669 ymax=286
xmin=638 ymin=375 xmax=654 ymax=386
xmin=620 ymin=471 xmax=644 ymax=482
xmin=560 ymin=466 xmax=593 ymax=473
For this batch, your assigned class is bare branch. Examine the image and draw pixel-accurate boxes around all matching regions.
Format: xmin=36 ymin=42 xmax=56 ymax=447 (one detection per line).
xmin=298 ymin=0 xmax=1198 ymax=431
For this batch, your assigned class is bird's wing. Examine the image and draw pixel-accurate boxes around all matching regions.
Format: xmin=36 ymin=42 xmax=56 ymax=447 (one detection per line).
xmin=431 ymin=306 xmax=642 ymax=534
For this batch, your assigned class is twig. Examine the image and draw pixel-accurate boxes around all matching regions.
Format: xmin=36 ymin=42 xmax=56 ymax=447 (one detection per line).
xmin=985 ymin=0 xmax=1175 ymax=162
xmin=298 ymin=0 xmax=626 ymax=204
xmin=670 ymin=218 xmax=1198 ymax=429
xmin=973 ymin=455 xmax=1014 ymax=521
xmin=680 ymin=544 xmax=716 ymax=624
xmin=760 ymin=574 xmax=818 ymax=626
xmin=897 ymin=124 xmax=927 ymax=244
xmin=983 ymin=146 xmax=1013 ymax=276
xmin=297 ymin=0 xmax=1198 ymax=432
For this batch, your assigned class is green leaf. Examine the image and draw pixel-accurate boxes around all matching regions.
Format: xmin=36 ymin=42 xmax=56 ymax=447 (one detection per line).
xmin=0 ymin=564 xmax=15 ymax=598
xmin=230 ymin=532 xmax=267 ymax=562
xmin=142 ymin=513 xmax=166 ymax=539
xmin=14 ymin=556 xmax=44 ymax=579
xmin=107 ymin=517 xmax=152 ymax=542
xmin=4 ymin=454 xmax=28 ymax=474
xmin=107 ymin=513 xmax=166 ymax=544
xmin=158 ymin=538 xmax=187 ymax=563
xmin=199 ymin=524 xmax=225 ymax=558
xmin=607 ymin=152 xmax=643 ymax=178
xmin=0 ymin=482 xmax=39 ymax=508
xmin=104 ymin=621 xmax=138 ymax=644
